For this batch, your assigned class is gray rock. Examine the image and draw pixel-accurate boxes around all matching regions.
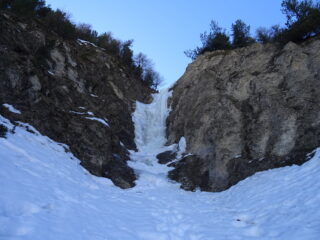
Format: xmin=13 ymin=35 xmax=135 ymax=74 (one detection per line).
xmin=167 ymin=38 xmax=320 ymax=192
xmin=29 ymin=75 xmax=41 ymax=91
xmin=168 ymin=155 xmax=209 ymax=191
xmin=156 ymin=150 xmax=177 ymax=164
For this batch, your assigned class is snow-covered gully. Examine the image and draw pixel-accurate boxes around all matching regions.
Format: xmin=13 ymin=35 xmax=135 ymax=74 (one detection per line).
xmin=1 ymin=91 xmax=320 ymax=239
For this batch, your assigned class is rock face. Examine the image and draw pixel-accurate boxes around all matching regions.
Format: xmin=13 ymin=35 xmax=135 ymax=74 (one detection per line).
xmin=167 ymin=37 xmax=320 ymax=191
xmin=156 ymin=150 xmax=177 ymax=164
xmin=0 ymin=12 xmax=152 ymax=188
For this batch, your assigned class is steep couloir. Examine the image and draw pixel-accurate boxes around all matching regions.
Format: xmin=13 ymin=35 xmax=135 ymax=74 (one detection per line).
xmin=0 ymin=11 xmax=153 ymax=188
xmin=167 ymin=37 xmax=320 ymax=191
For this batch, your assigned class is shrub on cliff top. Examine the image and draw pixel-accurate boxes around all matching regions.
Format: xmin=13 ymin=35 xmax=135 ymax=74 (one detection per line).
xmin=97 ymin=32 xmax=121 ymax=56
xmin=184 ymin=21 xmax=231 ymax=60
xmin=185 ymin=20 xmax=254 ymax=60
xmin=76 ymin=23 xmax=99 ymax=44
xmin=186 ymin=0 xmax=320 ymax=60
xmin=279 ymin=0 xmax=320 ymax=42
xmin=256 ymin=25 xmax=283 ymax=44
xmin=134 ymin=53 xmax=163 ymax=89
xmin=232 ymin=19 xmax=255 ymax=48
xmin=0 ymin=0 xmax=50 ymax=17
xmin=43 ymin=9 xmax=77 ymax=40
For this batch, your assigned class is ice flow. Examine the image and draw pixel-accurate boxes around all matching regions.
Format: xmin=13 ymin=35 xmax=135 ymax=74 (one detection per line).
xmin=133 ymin=88 xmax=171 ymax=152
xmin=129 ymin=88 xmax=179 ymax=188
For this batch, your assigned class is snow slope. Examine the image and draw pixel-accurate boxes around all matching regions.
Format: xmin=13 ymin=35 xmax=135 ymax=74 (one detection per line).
xmin=1 ymin=90 xmax=320 ymax=240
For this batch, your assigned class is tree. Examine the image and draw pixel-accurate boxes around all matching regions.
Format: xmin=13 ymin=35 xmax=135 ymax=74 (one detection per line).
xmin=97 ymin=32 xmax=121 ymax=56
xmin=1 ymin=0 xmax=50 ymax=17
xmin=231 ymin=19 xmax=254 ymax=48
xmin=44 ymin=9 xmax=77 ymax=39
xmin=76 ymin=23 xmax=98 ymax=43
xmin=120 ymin=40 xmax=134 ymax=66
xmin=150 ymin=70 xmax=163 ymax=89
xmin=280 ymin=0 xmax=320 ymax=42
xmin=256 ymin=25 xmax=283 ymax=43
xmin=201 ymin=32 xmax=231 ymax=53
xmin=119 ymin=40 xmax=163 ymax=89
xmin=133 ymin=53 xmax=150 ymax=79
xmin=282 ymin=0 xmax=315 ymax=26
xmin=134 ymin=53 xmax=151 ymax=69
xmin=133 ymin=53 xmax=162 ymax=89
xmin=143 ymin=68 xmax=163 ymax=89
xmin=185 ymin=21 xmax=231 ymax=60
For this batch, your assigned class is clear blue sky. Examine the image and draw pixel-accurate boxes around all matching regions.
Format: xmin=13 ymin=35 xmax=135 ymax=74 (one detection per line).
xmin=46 ymin=0 xmax=286 ymax=87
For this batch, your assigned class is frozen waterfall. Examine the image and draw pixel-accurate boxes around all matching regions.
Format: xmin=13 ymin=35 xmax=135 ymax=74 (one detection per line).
xmin=133 ymin=89 xmax=172 ymax=152
xmin=129 ymin=89 xmax=178 ymax=187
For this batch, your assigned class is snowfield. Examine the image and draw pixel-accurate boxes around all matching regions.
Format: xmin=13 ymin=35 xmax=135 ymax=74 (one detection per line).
xmin=1 ymin=90 xmax=320 ymax=240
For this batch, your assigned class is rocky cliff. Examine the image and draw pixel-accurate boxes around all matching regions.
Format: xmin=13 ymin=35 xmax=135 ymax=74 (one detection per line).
xmin=167 ymin=37 xmax=320 ymax=191
xmin=0 ymin=12 xmax=153 ymax=188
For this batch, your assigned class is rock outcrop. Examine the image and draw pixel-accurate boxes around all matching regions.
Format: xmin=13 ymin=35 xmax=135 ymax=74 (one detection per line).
xmin=0 ymin=12 xmax=153 ymax=188
xmin=167 ymin=37 xmax=320 ymax=191
xmin=156 ymin=150 xmax=177 ymax=164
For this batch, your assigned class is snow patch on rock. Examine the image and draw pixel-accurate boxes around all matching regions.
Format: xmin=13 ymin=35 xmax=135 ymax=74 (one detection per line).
xmin=3 ymin=103 xmax=21 ymax=114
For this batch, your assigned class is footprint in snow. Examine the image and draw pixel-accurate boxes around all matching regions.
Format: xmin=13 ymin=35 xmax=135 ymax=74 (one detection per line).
xmin=232 ymin=214 xmax=263 ymax=237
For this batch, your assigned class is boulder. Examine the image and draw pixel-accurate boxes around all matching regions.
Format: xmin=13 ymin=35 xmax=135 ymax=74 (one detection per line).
xmin=156 ymin=150 xmax=177 ymax=164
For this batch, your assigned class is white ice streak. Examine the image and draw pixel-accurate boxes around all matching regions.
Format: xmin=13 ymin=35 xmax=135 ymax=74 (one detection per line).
xmin=69 ymin=111 xmax=93 ymax=116
xmin=176 ymin=137 xmax=187 ymax=158
xmin=69 ymin=110 xmax=109 ymax=127
xmin=85 ymin=116 xmax=110 ymax=127
xmin=87 ymin=111 xmax=94 ymax=116
xmin=77 ymin=39 xmax=98 ymax=47
xmin=3 ymin=103 xmax=21 ymax=114
xmin=69 ymin=110 xmax=86 ymax=115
